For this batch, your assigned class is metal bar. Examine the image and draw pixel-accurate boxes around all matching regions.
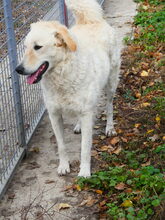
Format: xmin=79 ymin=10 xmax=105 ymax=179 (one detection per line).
xmin=2 ymin=0 xmax=26 ymax=148
xmin=59 ymin=0 xmax=68 ymax=26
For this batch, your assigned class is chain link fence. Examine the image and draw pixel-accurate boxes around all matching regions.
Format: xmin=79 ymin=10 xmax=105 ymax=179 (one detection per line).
xmin=0 ymin=0 xmax=104 ymax=199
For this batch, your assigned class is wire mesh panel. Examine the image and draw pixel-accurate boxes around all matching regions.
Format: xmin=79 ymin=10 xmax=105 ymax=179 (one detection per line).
xmin=0 ymin=0 xmax=62 ymax=198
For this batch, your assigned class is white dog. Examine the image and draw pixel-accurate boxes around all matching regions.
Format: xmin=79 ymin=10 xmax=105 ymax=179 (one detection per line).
xmin=16 ymin=0 xmax=120 ymax=177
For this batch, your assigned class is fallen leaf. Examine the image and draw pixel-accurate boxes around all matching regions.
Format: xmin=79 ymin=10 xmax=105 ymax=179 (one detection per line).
xmin=135 ymin=123 xmax=141 ymax=128
xmin=75 ymin=184 xmax=81 ymax=191
xmin=116 ymin=129 xmax=123 ymax=134
xmin=101 ymin=117 xmax=107 ymax=121
xmin=142 ymin=160 xmax=151 ymax=167
xmin=141 ymin=102 xmax=151 ymax=107
xmin=93 ymin=139 xmax=99 ymax=144
xmin=63 ymin=185 xmax=74 ymax=191
xmin=91 ymin=150 xmax=98 ymax=157
xmin=162 ymin=136 xmax=165 ymax=141
xmin=100 ymin=145 xmax=114 ymax=152
xmin=155 ymin=115 xmax=161 ymax=122
xmin=133 ymin=195 xmax=142 ymax=201
xmin=100 ymin=135 xmax=106 ymax=140
xmin=45 ymin=180 xmax=55 ymax=184
xmin=99 ymin=213 xmax=108 ymax=219
xmin=95 ymin=189 xmax=103 ymax=194
xmin=142 ymin=5 xmax=148 ymax=10
xmin=110 ymin=137 xmax=120 ymax=145
xmin=94 ymin=125 xmax=100 ymax=129
xmin=133 ymin=128 xmax=139 ymax=134
xmin=99 ymin=200 xmax=106 ymax=207
xmin=121 ymin=137 xmax=128 ymax=143
xmin=112 ymin=146 xmax=122 ymax=155
xmin=125 ymin=133 xmax=135 ymax=137
xmin=135 ymin=92 xmax=141 ymax=98
xmin=115 ymin=182 xmax=126 ymax=190
xmin=124 ymin=188 xmax=132 ymax=193
xmin=79 ymin=196 xmax=97 ymax=207
xmin=59 ymin=203 xmax=72 ymax=210
xmin=149 ymin=134 xmax=159 ymax=142
xmin=121 ymin=200 xmax=133 ymax=207
xmin=140 ymin=70 xmax=149 ymax=77
xmin=147 ymin=129 xmax=154 ymax=134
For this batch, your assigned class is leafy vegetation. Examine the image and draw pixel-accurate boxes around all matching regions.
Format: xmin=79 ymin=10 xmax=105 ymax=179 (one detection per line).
xmin=77 ymin=144 xmax=165 ymax=219
xmin=71 ymin=0 xmax=165 ymax=219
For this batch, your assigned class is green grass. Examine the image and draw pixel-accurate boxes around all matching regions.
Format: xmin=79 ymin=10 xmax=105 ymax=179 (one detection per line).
xmin=77 ymin=144 xmax=165 ymax=219
xmin=142 ymin=82 xmax=165 ymax=96
xmin=153 ymin=96 xmax=165 ymax=119
xmin=77 ymin=164 xmax=165 ymax=219
xmin=129 ymin=0 xmax=165 ymax=50
xmin=134 ymin=0 xmax=165 ymax=6
xmin=134 ymin=10 xmax=165 ymax=46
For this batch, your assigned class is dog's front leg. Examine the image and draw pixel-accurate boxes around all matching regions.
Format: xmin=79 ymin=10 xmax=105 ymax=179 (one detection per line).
xmin=48 ymin=111 xmax=70 ymax=175
xmin=78 ymin=112 xmax=93 ymax=177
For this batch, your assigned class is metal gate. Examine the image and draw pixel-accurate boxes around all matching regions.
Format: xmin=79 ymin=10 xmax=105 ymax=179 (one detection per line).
xmin=0 ymin=0 xmax=104 ymax=199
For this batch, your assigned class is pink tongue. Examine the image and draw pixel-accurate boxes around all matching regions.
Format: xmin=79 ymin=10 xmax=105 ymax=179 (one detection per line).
xmin=27 ymin=64 xmax=46 ymax=84
xmin=27 ymin=71 xmax=39 ymax=84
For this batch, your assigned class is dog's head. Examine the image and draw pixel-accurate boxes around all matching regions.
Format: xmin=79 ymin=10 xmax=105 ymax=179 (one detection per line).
xmin=15 ymin=21 xmax=77 ymax=84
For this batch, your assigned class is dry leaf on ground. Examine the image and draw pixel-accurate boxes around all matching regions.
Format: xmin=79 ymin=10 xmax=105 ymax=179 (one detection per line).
xmin=115 ymin=182 xmax=126 ymax=190
xmin=141 ymin=102 xmax=151 ymax=107
xmin=95 ymin=189 xmax=103 ymax=194
xmin=142 ymin=160 xmax=151 ymax=167
xmin=110 ymin=137 xmax=120 ymax=145
xmin=79 ymin=196 xmax=97 ymax=207
xmin=45 ymin=180 xmax=56 ymax=184
xmin=58 ymin=203 xmax=72 ymax=210
xmin=140 ymin=70 xmax=149 ymax=77
xmin=121 ymin=200 xmax=133 ymax=207
xmin=100 ymin=145 xmax=114 ymax=152
xmin=112 ymin=146 xmax=122 ymax=155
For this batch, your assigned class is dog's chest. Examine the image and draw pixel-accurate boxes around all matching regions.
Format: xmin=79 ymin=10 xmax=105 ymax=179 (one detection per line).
xmin=42 ymin=74 xmax=85 ymax=112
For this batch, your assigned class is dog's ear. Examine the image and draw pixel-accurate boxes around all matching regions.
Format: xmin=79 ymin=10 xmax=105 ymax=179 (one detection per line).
xmin=55 ymin=27 xmax=77 ymax=52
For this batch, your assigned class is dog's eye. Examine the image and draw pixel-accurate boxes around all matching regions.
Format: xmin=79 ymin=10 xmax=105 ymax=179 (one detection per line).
xmin=34 ymin=45 xmax=43 ymax=50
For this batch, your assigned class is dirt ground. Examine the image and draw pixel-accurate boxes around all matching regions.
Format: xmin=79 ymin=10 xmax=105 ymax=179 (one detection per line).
xmin=0 ymin=0 xmax=136 ymax=219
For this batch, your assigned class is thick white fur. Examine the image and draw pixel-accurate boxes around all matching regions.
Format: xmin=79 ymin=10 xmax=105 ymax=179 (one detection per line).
xmin=20 ymin=0 xmax=120 ymax=177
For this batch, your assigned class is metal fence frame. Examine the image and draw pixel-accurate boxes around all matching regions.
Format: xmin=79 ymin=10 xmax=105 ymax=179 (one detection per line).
xmin=0 ymin=0 xmax=104 ymax=199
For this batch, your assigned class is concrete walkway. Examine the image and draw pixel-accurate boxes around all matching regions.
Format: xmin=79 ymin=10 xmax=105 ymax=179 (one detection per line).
xmin=0 ymin=0 xmax=136 ymax=219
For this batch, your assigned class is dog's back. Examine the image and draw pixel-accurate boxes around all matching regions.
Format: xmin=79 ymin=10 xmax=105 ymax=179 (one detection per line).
xmin=66 ymin=0 xmax=117 ymax=57
xmin=66 ymin=0 xmax=103 ymax=24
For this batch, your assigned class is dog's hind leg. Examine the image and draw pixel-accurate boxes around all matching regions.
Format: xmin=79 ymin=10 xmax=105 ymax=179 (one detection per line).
xmin=105 ymin=89 xmax=117 ymax=136
xmin=78 ymin=112 xmax=93 ymax=177
xmin=48 ymin=110 xmax=70 ymax=175
xmin=105 ymin=64 xmax=120 ymax=137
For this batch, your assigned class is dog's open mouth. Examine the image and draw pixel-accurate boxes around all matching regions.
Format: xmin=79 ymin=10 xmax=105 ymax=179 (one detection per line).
xmin=27 ymin=61 xmax=49 ymax=84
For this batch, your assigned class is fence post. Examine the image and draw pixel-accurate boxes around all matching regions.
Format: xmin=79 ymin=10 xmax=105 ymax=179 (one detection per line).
xmin=2 ymin=0 xmax=26 ymax=148
xmin=59 ymin=0 xmax=68 ymax=26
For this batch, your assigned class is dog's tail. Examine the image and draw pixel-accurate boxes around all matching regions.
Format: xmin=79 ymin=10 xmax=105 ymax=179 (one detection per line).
xmin=65 ymin=0 xmax=103 ymax=24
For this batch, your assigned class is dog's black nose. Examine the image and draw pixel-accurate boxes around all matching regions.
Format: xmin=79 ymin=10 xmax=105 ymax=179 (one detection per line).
xmin=15 ymin=65 xmax=25 ymax=75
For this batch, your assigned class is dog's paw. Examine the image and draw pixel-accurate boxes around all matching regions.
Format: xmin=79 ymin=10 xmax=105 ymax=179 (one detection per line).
xmin=74 ymin=123 xmax=81 ymax=134
xmin=57 ymin=161 xmax=70 ymax=175
xmin=78 ymin=167 xmax=91 ymax=178
xmin=105 ymin=126 xmax=117 ymax=137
